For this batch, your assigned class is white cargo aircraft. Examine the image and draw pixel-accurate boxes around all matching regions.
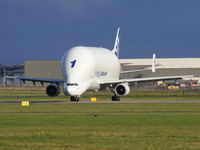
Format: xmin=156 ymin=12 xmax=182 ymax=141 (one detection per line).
xmin=6 ymin=28 xmax=195 ymax=101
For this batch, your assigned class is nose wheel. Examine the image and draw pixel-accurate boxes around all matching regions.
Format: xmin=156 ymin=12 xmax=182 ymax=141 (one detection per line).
xmin=70 ymin=96 xmax=79 ymax=102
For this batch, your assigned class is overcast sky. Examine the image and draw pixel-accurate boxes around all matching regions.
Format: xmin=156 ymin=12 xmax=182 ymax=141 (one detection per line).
xmin=1 ymin=0 xmax=200 ymax=64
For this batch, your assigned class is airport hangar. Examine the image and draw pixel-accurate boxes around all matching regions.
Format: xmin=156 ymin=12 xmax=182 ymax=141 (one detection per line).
xmin=19 ymin=58 xmax=200 ymax=87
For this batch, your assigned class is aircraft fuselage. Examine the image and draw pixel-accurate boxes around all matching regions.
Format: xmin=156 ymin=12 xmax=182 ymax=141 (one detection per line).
xmin=61 ymin=46 xmax=120 ymax=96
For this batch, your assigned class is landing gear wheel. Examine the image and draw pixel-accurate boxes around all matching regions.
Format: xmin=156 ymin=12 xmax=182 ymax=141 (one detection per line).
xmin=70 ymin=96 xmax=79 ymax=102
xmin=111 ymin=96 xmax=120 ymax=101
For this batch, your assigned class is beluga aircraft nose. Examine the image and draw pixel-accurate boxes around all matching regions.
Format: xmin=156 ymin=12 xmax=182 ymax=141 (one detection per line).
xmin=64 ymin=83 xmax=80 ymax=96
xmin=61 ymin=46 xmax=96 ymax=101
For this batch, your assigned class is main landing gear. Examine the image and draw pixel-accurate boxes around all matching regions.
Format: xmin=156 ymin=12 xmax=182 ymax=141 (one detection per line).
xmin=111 ymin=95 xmax=120 ymax=101
xmin=108 ymin=84 xmax=121 ymax=101
xmin=70 ymin=96 xmax=79 ymax=102
xmin=71 ymin=96 xmax=120 ymax=102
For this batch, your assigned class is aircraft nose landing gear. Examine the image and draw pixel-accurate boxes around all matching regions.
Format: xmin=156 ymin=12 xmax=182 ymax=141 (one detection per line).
xmin=70 ymin=96 xmax=79 ymax=102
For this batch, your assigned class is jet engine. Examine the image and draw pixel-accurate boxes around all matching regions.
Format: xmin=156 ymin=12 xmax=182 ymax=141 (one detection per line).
xmin=46 ymin=84 xmax=60 ymax=97
xmin=114 ymin=82 xmax=130 ymax=96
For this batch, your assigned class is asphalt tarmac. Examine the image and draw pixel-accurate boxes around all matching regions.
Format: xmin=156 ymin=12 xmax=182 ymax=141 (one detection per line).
xmin=1 ymin=100 xmax=200 ymax=104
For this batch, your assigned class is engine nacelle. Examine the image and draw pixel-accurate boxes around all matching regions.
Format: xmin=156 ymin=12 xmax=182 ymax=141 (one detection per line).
xmin=46 ymin=84 xmax=60 ymax=97
xmin=114 ymin=82 xmax=130 ymax=96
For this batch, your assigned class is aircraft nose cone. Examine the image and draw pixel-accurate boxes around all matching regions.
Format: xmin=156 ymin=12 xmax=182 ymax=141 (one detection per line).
xmin=65 ymin=86 xmax=81 ymax=96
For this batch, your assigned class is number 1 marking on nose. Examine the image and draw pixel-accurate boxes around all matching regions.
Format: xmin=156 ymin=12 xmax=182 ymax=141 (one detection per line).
xmin=70 ymin=60 xmax=76 ymax=68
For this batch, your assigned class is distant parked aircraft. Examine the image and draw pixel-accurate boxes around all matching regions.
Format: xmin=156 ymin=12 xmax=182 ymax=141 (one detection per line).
xmin=6 ymin=28 xmax=194 ymax=101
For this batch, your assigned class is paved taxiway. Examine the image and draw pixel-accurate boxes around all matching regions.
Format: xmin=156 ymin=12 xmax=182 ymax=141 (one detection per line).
xmin=1 ymin=100 xmax=200 ymax=104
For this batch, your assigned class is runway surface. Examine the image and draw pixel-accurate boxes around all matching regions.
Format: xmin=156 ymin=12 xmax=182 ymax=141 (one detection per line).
xmin=1 ymin=100 xmax=200 ymax=104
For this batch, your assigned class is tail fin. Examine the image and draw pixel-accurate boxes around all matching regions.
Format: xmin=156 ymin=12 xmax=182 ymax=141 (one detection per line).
xmin=152 ymin=53 xmax=156 ymax=73
xmin=112 ymin=27 xmax=120 ymax=58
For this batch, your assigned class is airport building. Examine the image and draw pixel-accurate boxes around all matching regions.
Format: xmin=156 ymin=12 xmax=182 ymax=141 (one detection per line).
xmin=2 ymin=58 xmax=200 ymax=86
xmin=0 ymin=65 xmax=24 ymax=86
xmin=120 ymin=58 xmax=200 ymax=78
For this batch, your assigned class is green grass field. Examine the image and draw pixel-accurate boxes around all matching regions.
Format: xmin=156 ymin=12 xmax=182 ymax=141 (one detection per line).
xmin=0 ymin=89 xmax=200 ymax=150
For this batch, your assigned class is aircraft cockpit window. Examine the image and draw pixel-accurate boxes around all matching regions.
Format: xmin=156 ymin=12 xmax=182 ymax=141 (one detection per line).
xmin=67 ymin=83 xmax=78 ymax=86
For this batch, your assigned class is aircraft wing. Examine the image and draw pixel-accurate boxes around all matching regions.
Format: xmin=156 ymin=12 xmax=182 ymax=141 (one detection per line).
xmin=100 ymin=75 xmax=195 ymax=85
xmin=5 ymin=76 xmax=64 ymax=85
